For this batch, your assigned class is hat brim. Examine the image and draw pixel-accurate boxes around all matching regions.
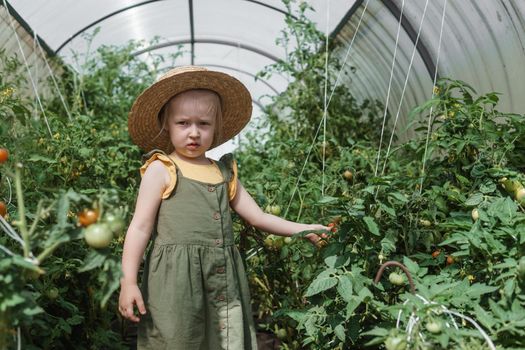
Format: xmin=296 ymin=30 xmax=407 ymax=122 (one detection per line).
xmin=128 ymin=68 xmax=252 ymax=153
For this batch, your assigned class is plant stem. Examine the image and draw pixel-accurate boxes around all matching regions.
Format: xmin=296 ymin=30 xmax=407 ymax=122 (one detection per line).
xmin=14 ymin=165 xmax=29 ymax=258
xmin=36 ymin=240 xmax=62 ymax=263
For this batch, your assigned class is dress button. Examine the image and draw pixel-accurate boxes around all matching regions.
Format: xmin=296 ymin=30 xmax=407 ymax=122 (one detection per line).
xmin=215 ymin=239 xmax=222 ymax=245
xmin=213 ymin=212 xmax=221 ymax=220
xmin=216 ymin=267 xmax=225 ymax=274
xmin=217 ymin=295 xmax=225 ymax=301
xmin=208 ymin=186 xmax=215 ymax=192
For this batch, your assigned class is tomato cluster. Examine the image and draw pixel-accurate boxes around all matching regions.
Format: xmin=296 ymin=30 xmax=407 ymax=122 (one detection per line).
xmin=78 ymin=208 xmax=125 ymax=249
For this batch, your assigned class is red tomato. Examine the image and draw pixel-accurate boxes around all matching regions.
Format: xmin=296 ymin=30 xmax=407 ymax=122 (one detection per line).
xmin=0 ymin=201 xmax=6 ymax=217
xmin=0 ymin=148 xmax=8 ymax=164
xmin=446 ymin=255 xmax=454 ymax=265
xmin=78 ymin=209 xmax=99 ymax=227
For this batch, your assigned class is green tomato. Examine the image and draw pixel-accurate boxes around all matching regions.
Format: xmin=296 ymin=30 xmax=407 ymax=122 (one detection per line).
xmin=84 ymin=223 xmax=113 ymax=249
xmin=425 ymin=320 xmax=443 ymax=333
xmin=471 ymin=208 xmax=479 ymax=221
xmin=46 ymin=287 xmax=59 ymax=300
xmin=516 ymin=188 xmax=525 ymax=205
xmin=275 ymin=328 xmax=287 ymax=340
xmin=104 ymin=213 xmax=125 ymax=235
xmin=419 ymin=219 xmax=432 ymax=227
xmin=389 ymin=272 xmax=404 ymax=286
xmin=270 ymin=205 xmax=282 ymax=216
xmin=384 ymin=336 xmax=406 ymax=350
xmin=284 ymin=237 xmax=293 ymax=245
xmin=264 ymin=234 xmax=275 ymax=249
xmin=273 ymin=237 xmax=284 ymax=249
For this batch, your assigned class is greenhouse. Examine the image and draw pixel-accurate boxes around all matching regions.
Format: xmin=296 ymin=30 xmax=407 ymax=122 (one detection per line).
xmin=0 ymin=0 xmax=524 ymax=349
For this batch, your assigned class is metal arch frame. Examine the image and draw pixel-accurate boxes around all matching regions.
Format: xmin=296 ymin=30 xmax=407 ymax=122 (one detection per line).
xmin=132 ymin=38 xmax=281 ymax=63
xmin=330 ymin=0 xmax=438 ymax=81
xmin=243 ymin=0 xmax=297 ymax=20
xmin=55 ymin=0 xmax=295 ymax=57
xmin=201 ymin=63 xmax=280 ymax=95
xmin=56 ymin=0 xmax=165 ymax=54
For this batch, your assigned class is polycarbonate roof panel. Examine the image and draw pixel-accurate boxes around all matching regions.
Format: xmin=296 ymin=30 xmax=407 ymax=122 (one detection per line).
xmin=336 ymin=0 xmax=432 ymax=141
xmin=193 ymin=0 xmax=287 ymax=62
xmin=61 ymin=1 xmax=191 ymax=66
xmin=7 ymin=0 xmax=149 ymax=49
xmin=333 ymin=0 xmax=525 ymax=145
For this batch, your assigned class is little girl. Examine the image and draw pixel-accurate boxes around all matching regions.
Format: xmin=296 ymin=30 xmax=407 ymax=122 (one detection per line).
xmin=120 ymin=66 xmax=328 ymax=349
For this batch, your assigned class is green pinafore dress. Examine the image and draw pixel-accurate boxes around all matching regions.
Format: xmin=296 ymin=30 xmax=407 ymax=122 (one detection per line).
xmin=137 ymin=153 xmax=257 ymax=350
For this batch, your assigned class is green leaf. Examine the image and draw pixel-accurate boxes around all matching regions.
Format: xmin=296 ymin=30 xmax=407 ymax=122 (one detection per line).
xmin=363 ymin=216 xmax=380 ymax=236
xmin=285 ymin=310 xmax=307 ymax=324
xmin=345 ymin=296 xmax=362 ymax=319
xmin=479 ymin=182 xmax=497 ymax=194
xmin=388 ymin=192 xmax=408 ymax=204
xmin=403 ymin=257 xmax=419 ymax=275
xmin=57 ymin=192 xmax=70 ymax=228
xmin=22 ymin=306 xmax=44 ymax=316
xmin=464 ymin=192 xmax=483 ymax=206
xmin=78 ymin=250 xmax=106 ymax=272
xmin=337 ymin=274 xmax=353 ymax=302
xmin=318 ymin=196 xmax=338 ymax=204
xmin=334 ymin=324 xmax=345 ymax=341
xmin=473 ymin=304 xmax=496 ymax=329
xmin=305 ymin=269 xmax=338 ymax=297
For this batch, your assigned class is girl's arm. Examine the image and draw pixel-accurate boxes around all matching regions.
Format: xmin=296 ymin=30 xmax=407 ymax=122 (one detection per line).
xmin=119 ymin=160 xmax=169 ymax=322
xmin=230 ymin=180 xmax=329 ymax=243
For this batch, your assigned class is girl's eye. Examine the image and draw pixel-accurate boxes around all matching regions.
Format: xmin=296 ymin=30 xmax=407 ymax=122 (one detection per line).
xmin=176 ymin=121 xmax=187 ymax=125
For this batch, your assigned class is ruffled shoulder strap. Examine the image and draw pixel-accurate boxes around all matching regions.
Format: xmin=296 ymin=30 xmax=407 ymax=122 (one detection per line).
xmin=140 ymin=149 xmax=178 ymax=199
xmin=218 ymin=153 xmax=238 ymax=201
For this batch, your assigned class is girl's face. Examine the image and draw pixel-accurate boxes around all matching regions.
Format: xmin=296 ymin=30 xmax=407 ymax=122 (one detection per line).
xmin=166 ymin=90 xmax=218 ymax=162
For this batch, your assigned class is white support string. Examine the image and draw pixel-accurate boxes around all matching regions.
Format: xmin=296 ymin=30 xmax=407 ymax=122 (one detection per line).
xmin=2 ymin=0 xmax=53 ymax=137
xmin=419 ymin=0 xmax=447 ymax=194
xmin=321 ymin=0 xmax=330 ymax=197
xmin=380 ymin=0 xmax=430 ymax=176
xmin=283 ymin=0 xmax=370 ymax=219
xmin=33 ymin=31 xmax=72 ymax=121
xmin=396 ymin=294 xmax=496 ymax=350
xmin=374 ymin=0 xmax=405 ymax=177
xmin=0 ymin=215 xmax=25 ymax=247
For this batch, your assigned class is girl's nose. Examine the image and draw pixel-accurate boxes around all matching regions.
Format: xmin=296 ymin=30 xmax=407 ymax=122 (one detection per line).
xmin=189 ymin=124 xmax=199 ymax=137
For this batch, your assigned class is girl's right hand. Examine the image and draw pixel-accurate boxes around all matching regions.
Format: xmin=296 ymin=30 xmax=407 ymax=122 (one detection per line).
xmin=119 ymin=283 xmax=146 ymax=322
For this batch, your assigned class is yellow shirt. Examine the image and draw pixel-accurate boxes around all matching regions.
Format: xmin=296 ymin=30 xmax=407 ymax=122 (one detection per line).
xmin=140 ymin=153 xmax=238 ymax=200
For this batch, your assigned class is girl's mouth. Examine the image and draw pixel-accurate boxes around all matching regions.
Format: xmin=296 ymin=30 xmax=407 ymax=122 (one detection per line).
xmin=187 ymin=143 xmax=200 ymax=149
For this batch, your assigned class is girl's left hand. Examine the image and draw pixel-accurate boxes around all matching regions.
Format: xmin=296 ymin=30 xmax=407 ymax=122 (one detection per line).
xmin=303 ymin=224 xmax=331 ymax=248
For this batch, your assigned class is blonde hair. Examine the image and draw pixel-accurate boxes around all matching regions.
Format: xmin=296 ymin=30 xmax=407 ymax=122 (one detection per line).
xmin=158 ymin=89 xmax=223 ymax=148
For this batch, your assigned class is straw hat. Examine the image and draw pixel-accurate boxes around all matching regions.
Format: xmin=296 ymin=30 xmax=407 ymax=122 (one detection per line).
xmin=128 ymin=66 xmax=252 ymax=153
